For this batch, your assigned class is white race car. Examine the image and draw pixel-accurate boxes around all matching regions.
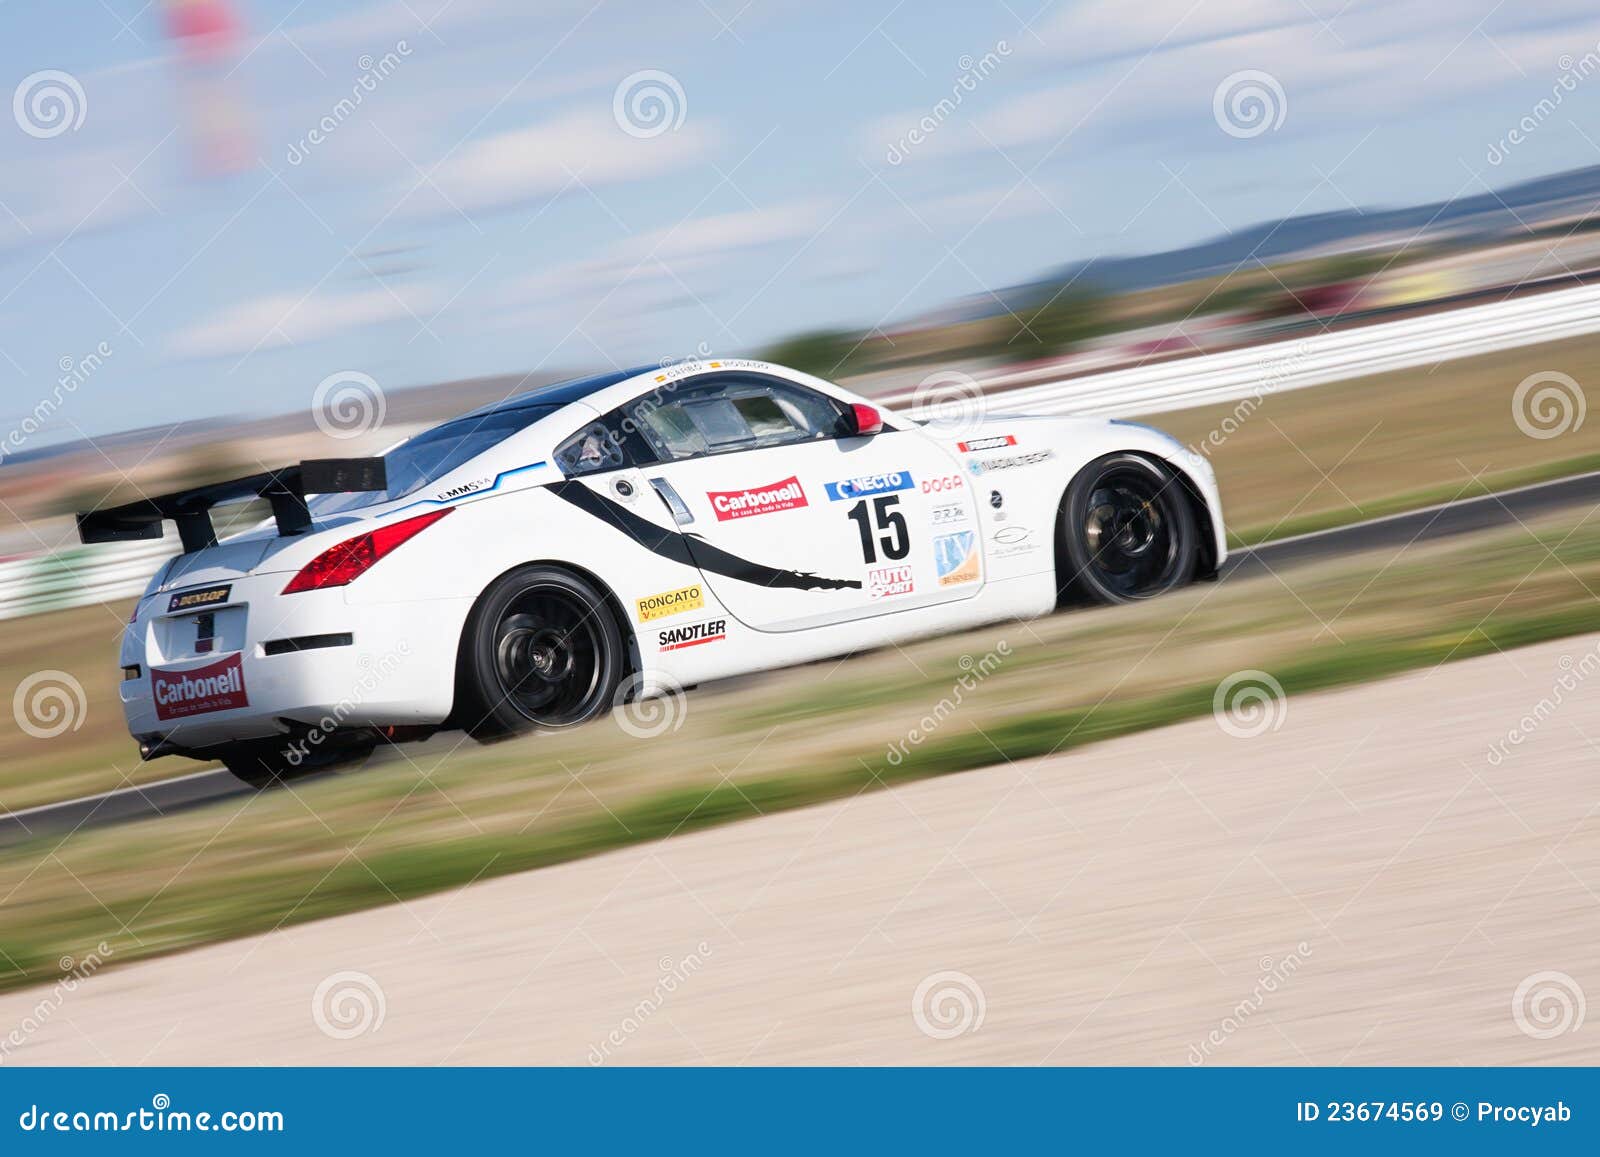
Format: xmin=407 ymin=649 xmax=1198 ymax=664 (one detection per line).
xmin=82 ymin=359 xmax=1225 ymax=786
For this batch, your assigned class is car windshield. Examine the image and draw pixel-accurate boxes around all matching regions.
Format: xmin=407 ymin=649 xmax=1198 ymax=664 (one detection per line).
xmin=308 ymin=404 xmax=560 ymax=517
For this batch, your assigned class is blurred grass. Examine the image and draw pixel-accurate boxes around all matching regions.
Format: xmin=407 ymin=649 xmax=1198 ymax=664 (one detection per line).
xmin=3 ymin=507 xmax=1600 ymax=991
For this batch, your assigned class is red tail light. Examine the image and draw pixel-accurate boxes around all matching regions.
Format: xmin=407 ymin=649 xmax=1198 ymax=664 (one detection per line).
xmin=282 ymin=508 xmax=453 ymax=594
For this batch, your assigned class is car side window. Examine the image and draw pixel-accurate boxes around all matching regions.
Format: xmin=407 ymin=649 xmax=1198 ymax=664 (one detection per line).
xmin=554 ymin=417 xmax=658 ymax=477
xmin=627 ymin=375 xmax=847 ymax=462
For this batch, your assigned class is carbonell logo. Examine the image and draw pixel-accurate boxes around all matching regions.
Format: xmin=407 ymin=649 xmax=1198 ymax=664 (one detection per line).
xmin=707 ymin=476 xmax=808 ymax=521
xmin=151 ymin=654 xmax=249 ymax=721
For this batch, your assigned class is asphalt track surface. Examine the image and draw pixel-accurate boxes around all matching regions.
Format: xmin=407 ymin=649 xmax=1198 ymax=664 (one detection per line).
xmin=3 ymin=469 xmax=1597 ymax=846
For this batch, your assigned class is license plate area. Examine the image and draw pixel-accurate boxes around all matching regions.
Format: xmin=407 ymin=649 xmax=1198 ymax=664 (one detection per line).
xmin=153 ymin=605 xmax=248 ymax=663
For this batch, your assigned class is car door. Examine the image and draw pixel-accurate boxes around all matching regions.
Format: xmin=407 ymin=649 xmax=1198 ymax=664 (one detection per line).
xmin=617 ymin=372 xmax=982 ymax=633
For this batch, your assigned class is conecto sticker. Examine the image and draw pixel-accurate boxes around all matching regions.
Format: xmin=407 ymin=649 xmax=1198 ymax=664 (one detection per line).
xmin=707 ymin=476 xmax=808 ymax=521
xmin=636 ymin=584 xmax=705 ymax=622
xmin=151 ymin=653 xmax=249 ymax=721
xmin=824 ymin=471 xmax=913 ymax=502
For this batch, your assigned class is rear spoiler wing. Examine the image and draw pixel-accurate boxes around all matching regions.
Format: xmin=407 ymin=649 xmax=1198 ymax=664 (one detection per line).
xmin=76 ymin=458 xmax=388 ymax=553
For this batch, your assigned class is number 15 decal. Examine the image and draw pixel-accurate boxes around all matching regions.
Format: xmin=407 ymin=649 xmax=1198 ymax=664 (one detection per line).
xmin=846 ymin=495 xmax=910 ymax=563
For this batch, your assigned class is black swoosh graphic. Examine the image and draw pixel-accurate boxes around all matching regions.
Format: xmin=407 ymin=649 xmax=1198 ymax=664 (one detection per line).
xmin=549 ymin=480 xmax=861 ymax=591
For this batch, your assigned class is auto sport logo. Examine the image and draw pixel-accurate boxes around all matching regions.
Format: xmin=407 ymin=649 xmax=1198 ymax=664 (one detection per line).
xmin=707 ymin=476 xmax=808 ymax=520
xmin=934 ymin=531 xmax=979 ymax=586
xmin=868 ymin=565 xmax=915 ymax=599
xmin=957 ymin=435 xmax=1016 ymax=453
xmin=636 ymin=584 xmax=704 ymax=622
xmin=967 ymin=450 xmax=1055 ymax=476
xmin=657 ymin=618 xmax=727 ymax=651
xmin=151 ymin=653 xmax=249 ymax=721
xmin=823 ymin=470 xmax=913 ymax=502
xmin=920 ymin=475 xmax=964 ymax=494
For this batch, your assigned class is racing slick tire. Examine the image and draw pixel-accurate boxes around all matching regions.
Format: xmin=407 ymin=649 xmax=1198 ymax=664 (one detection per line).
xmin=455 ymin=564 xmax=630 ymax=741
xmin=1057 ymin=452 xmax=1199 ymax=605
xmin=221 ymin=738 xmax=374 ymax=789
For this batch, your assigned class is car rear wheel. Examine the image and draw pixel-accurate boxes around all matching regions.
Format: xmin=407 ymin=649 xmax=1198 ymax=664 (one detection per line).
xmin=456 ymin=564 xmax=629 ymax=741
xmin=1057 ymin=452 xmax=1198 ymax=604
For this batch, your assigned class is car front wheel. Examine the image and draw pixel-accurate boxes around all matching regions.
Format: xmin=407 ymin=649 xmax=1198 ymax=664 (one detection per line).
xmin=1057 ymin=452 xmax=1198 ymax=604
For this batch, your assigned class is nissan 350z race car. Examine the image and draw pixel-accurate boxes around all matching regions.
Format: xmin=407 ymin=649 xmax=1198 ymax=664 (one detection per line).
xmin=81 ymin=359 xmax=1226 ymax=786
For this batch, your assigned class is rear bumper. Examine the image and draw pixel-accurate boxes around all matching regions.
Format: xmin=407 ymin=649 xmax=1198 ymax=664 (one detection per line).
xmin=120 ymin=577 xmax=471 ymax=751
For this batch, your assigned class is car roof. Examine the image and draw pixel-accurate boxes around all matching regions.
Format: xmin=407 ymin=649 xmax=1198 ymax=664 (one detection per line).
xmin=459 ymin=366 xmax=655 ymax=419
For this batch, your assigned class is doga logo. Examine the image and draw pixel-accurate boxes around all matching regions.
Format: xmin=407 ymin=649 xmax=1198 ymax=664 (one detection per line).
xmin=151 ymin=653 xmax=249 ymax=721
xmin=707 ymin=476 xmax=807 ymax=520
xmin=658 ymin=618 xmax=727 ymax=651
xmin=920 ymin=475 xmax=964 ymax=494
xmin=635 ymin=584 xmax=704 ymax=622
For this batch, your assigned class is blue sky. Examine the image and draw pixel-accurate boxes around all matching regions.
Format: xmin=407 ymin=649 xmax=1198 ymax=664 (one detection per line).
xmin=2 ymin=0 xmax=1598 ymax=448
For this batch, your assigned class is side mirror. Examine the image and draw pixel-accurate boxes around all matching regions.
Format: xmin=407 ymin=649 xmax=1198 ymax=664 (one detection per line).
xmin=842 ymin=403 xmax=884 ymax=437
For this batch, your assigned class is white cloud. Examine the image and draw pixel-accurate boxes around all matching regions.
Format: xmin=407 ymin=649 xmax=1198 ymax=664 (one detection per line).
xmin=409 ymin=110 xmax=717 ymax=216
xmin=166 ymin=285 xmax=437 ymax=359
